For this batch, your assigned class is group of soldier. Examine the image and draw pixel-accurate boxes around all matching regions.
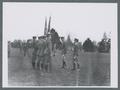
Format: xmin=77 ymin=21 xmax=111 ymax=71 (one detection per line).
xmin=8 ymin=28 xmax=81 ymax=73
xmin=29 ymin=29 xmax=80 ymax=72
xmin=31 ymin=34 xmax=52 ymax=72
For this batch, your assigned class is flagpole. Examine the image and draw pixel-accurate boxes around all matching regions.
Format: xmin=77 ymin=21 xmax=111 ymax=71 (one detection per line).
xmin=48 ymin=16 xmax=51 ymax=33
xmin=44 ymin=17 xmax=47 ymax=35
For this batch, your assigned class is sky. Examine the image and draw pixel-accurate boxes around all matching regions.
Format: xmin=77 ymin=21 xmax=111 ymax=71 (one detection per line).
xmin=3 ymin=3 xmax=117 ymax=42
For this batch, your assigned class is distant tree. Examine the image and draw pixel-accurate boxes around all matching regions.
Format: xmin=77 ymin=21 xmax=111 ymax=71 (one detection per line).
xmin=77 ymin=42 xmax=82 ymax=51
xmin=66 ymin=34 xmax=73 ymax=50
xmin=67 ymin=35 xmax=73 ymax=45
xmin=92 ymin=40 xmax=97 ymax=52
xmin=83 ymin=38 xmax=94 ymax=52
xmin=103 ymin=32 xmax=108 ymax=41
xmin=11 ymin=40 xmax=18 ymax=48
xmin=98 ymin=39 xmax=106 ymax=53
xmin=98 ymin=32 xmax=111 ymax=53
xmin=106 ymin=38 xmax=111 ymax=52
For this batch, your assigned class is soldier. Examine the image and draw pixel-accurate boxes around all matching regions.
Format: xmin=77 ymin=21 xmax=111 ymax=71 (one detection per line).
xmin=32 ymin=36 xmax=38 ymax=69
xmin=26 ymin=40 xmax=32 ymax=57
xmin=72 ymin=38 xmax=80 ymax=70
xmin=44 ymin=34 xmax=52 ymax=72
xmin=60 ymin=37 xmax=67 ymax=69
xmin=36 ymin=36 xmax=46 ymax=71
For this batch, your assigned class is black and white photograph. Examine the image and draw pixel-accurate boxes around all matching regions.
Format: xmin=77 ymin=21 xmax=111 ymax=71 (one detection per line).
xmin=3 ymin=2 xmax=118 ymax=88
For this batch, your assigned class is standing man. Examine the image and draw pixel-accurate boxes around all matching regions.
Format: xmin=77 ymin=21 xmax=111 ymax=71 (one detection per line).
xmin=72 ymin=38 xmax=80 ymax=70
xmin=44 ymin=34 xmax=52 ymax=72
xmin=36 ymin=36 xmax=45 ymax=70
xmin=32 ymin=36 xmax=38 ymax=69
xmin=61 ymin=37 xmax=67 ymax=69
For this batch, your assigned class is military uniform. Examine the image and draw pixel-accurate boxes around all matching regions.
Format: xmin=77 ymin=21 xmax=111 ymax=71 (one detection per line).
xmin=32 ymin=36 xmax=38 ymax=69
xmin=72 ymin=39 xmax=79 ymax=70
xmin=61 ymin=37 xmax=67 ymax=69
xmin=44 ymin=35 xmax=52 ymax=72
xmin=36 ymin=36 xmax=46 ymax=70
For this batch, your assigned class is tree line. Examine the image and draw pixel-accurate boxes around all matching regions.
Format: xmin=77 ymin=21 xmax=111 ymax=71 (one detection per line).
xmin=65 ymin=32 xmax=111 ymax=53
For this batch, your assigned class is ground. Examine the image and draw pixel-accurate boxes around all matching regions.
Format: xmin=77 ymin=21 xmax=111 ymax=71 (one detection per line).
xmin=8 ymin=48 xmax=110 ymax=86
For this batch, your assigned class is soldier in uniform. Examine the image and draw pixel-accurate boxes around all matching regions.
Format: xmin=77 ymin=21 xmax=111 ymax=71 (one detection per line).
xmin=44 ymin=34 xmax=52 ymax=72
xmin=32 ymin=36 xmax=38 ymax=69
xmin=60 ymin=37 xmax=67 ymax=69
xmin=36 ymin=36 xmax=46 ymax=71
xmin=72 ymin=38 xmax=80 ymax=70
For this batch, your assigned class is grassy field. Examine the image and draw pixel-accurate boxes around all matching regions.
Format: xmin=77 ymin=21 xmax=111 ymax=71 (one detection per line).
xmin=8 ymin=48 xmax=110 ymax=86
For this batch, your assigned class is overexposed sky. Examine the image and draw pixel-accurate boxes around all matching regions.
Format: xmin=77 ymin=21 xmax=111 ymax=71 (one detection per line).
xmin=3 ymin=3 xmax=117 ymax=42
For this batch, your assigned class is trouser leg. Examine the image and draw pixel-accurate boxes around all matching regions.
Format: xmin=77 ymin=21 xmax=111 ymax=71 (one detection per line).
xmin=72 ymin=61 xmax=76 ymax=70
xmin=48 ymin=56 xmax=52 ymax=72
xmin=38 ymin=56 xmax=43 ymax=71
xmin=72 ymin=56 xmax=77 ymax=70
xmin=62 ymin=55 xmax=66 ymax=68
xmin=32 ymin=52 xmax=36 ymax=69
xmin=62 ymin=60 xmax=66 ymax=68
xmin=8 ymin=50 xmax=10 ymax=57
xmin=24 ymin=50 xmax=26 ymax=56
xmin=32 ymin=60 xmax=35 ymax=69
xmin=37 ymin=59 xmax=40 ymax=69
xmin=52 ymin=43 xmax=56 ymax=56
xmin=41 ymin=56 xmax=45 ymax=71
